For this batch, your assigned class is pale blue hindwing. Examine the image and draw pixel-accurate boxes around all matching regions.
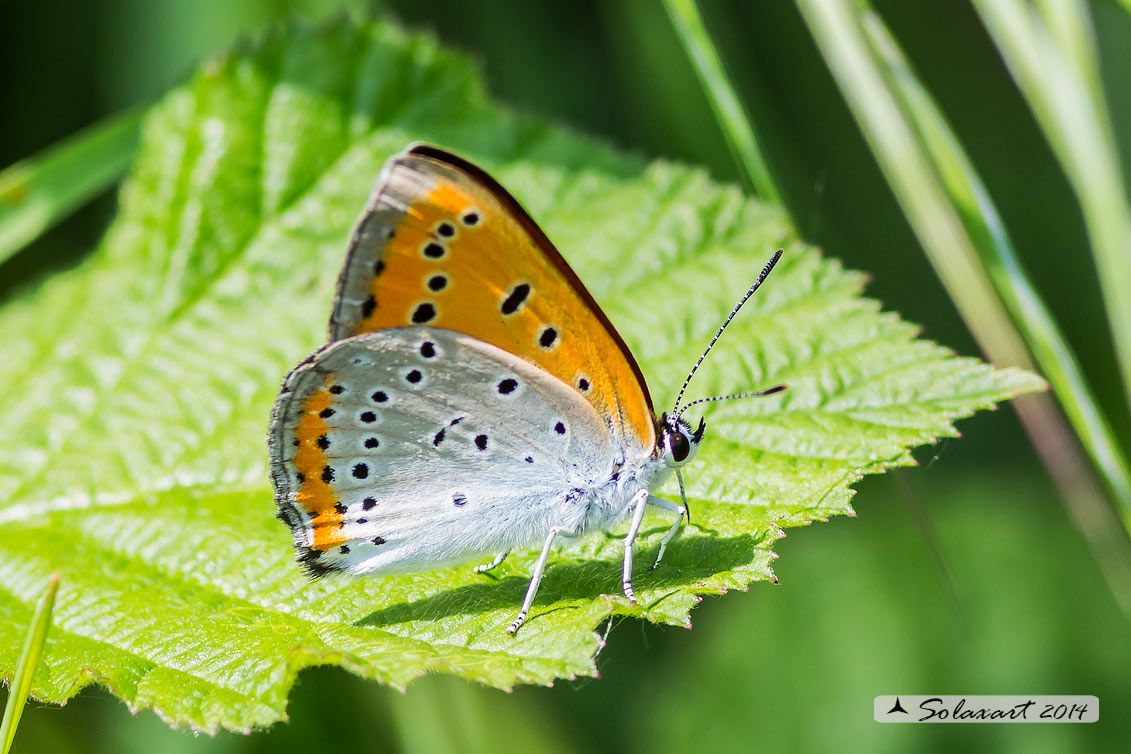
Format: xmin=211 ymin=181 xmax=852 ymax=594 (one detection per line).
xmin=270 ymin=327 xmax=642 ymax=575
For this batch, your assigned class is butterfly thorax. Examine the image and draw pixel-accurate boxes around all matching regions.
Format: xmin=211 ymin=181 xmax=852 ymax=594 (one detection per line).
xmin=573 ymin=455 xmax=663 ymax=533
xmin=576 ymin=415 xmax=704 ymax=533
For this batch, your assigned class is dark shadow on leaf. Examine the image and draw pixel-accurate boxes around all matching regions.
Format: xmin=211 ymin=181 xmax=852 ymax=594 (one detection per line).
xmin=355 ymin=533 xmax=764 ymax=628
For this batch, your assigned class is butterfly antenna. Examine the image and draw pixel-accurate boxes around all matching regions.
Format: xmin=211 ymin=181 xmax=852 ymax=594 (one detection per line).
xmin=675 ymin=385 xmax=787 ymax=423
xmin=672 ymin=249 xmax=783 ymax=415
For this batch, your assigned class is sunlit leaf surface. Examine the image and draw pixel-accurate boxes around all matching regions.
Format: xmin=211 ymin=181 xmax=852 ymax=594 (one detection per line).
xmin=0 ymin=20 xmax=1043 ymax=733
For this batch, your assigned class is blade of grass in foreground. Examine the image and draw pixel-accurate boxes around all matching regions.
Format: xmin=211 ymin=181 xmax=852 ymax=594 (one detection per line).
xmin=0 ymin=573 xmax=60 ymax=754
xmin=973 ymin=0 xmax=1131 ymax=419
xmin=860 ymin=9 xmax=1131 ymax=540
xmin=661 ymin=0 xmax=780 ymax=201
xmin=796 ymin=0 xmax=1131 ymax=610
xmin=796 ymin=0 xmax=1029 ymax=368
xmin=0 ymin=108 xmax=142 ymax=267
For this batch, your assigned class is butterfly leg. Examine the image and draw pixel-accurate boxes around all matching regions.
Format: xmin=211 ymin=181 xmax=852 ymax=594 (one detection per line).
xmin=508 ymin=528 xmax=565 ymax=635
xmin=621 ymin=489 xmax=651 ymax=605
xmin=646 ymin=496 xmax=686 ymax=572
xmin=474 ymin=551 xmax=510 ymax=573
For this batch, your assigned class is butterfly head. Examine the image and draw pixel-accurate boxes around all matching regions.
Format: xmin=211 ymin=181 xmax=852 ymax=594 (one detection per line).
xmin=659 ymin=413 xmax=706 ymax=467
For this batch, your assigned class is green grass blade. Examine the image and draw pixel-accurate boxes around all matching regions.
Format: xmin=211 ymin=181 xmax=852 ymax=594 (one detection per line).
xmin=795 ymin=0 xmax=1131 ymax=608
xmin=859 ymin=10 xmax=1131 ymax=540
xmin=0 ymin=108 xmax=142 ymax=266
xmin=0 ymin=573 xmax=60 ymax=754
xmin=972 ymin=0 xmax=1131 ymax=418
xmin=661 ymin=0 xmax=780 ymax=201
xmin=795 ymin=0 xmax=1029 ymax=367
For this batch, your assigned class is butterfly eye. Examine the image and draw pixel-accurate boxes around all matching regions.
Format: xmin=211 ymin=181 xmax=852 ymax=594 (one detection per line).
xmin=668 ymin=429 xmax=691 ymax=463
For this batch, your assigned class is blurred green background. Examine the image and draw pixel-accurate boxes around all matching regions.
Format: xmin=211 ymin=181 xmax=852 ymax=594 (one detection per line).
xmin=2 ymin=0 xmax=1127 ymax=751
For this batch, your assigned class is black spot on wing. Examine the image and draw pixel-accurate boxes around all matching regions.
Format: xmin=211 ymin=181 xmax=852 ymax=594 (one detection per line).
xmin=501 ymin=283 xmax=530 ymax=315
xmin=412 ymin=303 xmax=437 ymax=324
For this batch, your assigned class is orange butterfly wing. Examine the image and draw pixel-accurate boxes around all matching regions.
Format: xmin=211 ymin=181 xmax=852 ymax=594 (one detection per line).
xmin=329 ymin=144 xmax=657 ymax=453
xmin=274 ymin=145 xmax=658 ymax=554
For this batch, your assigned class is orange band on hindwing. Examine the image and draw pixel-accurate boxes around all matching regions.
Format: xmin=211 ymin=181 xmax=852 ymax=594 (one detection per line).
xmin=292 ymin=380 xmax=348 ymax=551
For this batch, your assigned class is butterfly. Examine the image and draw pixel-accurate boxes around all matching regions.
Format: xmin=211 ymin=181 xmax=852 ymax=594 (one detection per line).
xmin=268 ymin=144 xmax=784 ymax=633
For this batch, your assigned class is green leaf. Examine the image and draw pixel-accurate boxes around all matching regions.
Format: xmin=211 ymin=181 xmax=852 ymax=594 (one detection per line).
xmin=0 ymin=20 xmax=1043 ymax=733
